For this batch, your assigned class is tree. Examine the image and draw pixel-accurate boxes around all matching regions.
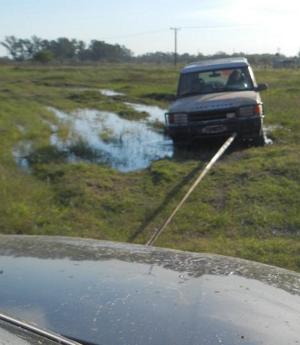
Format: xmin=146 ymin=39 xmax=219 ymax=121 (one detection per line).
xmin=1 ymin=36 xmax=25 ymax=60
xmin=33 ymin=50 xmax=54 ymax=63
xmin=0 ymin=35 xmax=285 ymax=66
xmin=1 ymin=35 xmax=44 ymax=61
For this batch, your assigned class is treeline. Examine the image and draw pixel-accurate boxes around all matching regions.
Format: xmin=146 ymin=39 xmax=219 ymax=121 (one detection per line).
xmin=134 ymin=51 xmax=285 ymax=67
xmin=1 ymin=35 xmax=297 ymax=66
xmin=1 ymin=36 xmax=132 ymax=63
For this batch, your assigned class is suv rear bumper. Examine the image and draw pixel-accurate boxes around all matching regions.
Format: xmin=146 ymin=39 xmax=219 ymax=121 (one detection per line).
xmin=166 ymin=116 xmax=262 ymax=140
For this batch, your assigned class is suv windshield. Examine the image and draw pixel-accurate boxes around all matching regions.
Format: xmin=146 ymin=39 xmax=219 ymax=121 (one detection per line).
xmin=177 ymin=67 xmax=254 ymax=97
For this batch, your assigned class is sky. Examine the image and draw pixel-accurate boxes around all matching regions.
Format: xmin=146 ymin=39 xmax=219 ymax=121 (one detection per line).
xmin=0 ymin=0 xmax=299 ymax=57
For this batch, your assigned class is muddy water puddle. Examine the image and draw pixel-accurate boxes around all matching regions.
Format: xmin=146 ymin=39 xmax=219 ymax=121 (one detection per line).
xmin=48 ymin=108 xmax=173 ymax=172
xmin=12 ymin=141 xmax=32 ymax=172
xmin=12 ymin=96 xmax=276 ymax=173
xmin=12 ymin=92 xmax=172 ymax=172
xmin=262 ymin=124 xmax=283 ymax=145
xmin=99 ymin=89 xmax=124 ymax=97
xmin=67 ymin=88 xmax=124 ymax=97
xmin=126 ymin=102 xmax=166 ymax=123
xmin=35 ymin=107 xmax=173 ymax=172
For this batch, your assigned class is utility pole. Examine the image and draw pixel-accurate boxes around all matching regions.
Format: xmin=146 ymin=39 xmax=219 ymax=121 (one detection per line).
xmin=170 ymin=27 xmax=180 ymax=66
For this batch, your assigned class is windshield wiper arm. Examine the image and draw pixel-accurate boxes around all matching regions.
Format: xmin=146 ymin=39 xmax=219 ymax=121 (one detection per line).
xmin=0 ymin=312 xmax=82 ymax=345
xmin=65 ymin=335 xmax=101 ymax=345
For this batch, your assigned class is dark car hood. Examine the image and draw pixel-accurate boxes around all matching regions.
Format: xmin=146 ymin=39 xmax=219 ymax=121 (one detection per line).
xmin=169 ymin=91 xmax=261 ymax=113
xmin=0 ymin=235 xmax=299 ymax=345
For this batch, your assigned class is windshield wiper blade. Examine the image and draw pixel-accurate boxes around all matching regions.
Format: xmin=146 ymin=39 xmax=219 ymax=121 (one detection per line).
xmin=0 ymin=312 xmax=81 ymax=345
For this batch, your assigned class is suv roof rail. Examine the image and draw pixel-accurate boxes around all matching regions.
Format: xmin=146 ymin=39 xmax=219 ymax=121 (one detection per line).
xmin=182 ymin=57 xmax=249 ymax=74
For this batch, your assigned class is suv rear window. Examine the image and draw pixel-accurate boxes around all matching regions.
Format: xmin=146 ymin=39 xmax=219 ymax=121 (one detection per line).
xmin=178 ymin=67 xmax=254 ymax=97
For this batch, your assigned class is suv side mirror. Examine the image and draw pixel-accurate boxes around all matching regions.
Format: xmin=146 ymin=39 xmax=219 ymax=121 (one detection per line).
xmin=255 ymin=83 xmax=268 ymax=92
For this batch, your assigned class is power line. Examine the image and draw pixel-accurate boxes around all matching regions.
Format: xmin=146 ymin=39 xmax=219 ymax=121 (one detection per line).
xmin=182 ymin=24 xmax=250 ymax=29
xmin=98 ymin=24 xmax=248 ymax=41
xmin=99 ymin=29 xmax=169 ymax=41
xmin=98 ymin=24 xmax=251 ymax=60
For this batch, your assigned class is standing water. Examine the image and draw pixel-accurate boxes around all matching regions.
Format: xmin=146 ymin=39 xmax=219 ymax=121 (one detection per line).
xmin=125 ymin=102 xmax=166 ymax=122
xmin=12 ymin=141 xmax=32 ymax=172
xmin=99 ymin=89 xmax=124 ymax=97
xmin=48 ymin=107 xmax=173 ymax=172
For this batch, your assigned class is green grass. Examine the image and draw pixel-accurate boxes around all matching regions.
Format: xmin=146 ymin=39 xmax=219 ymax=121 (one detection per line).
xmin=0 ymin=63 xmax=300 ymax=272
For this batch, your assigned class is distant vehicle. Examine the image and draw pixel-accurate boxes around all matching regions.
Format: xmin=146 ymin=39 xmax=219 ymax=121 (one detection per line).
xmin=165 ymin=57 xmax=268 ymax=145
xmin=0 ymin=235 xmax=300 ymax=345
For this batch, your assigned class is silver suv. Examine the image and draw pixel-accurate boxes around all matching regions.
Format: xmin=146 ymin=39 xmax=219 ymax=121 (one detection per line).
xmin=165 ymin=58 xmax=268 ymax=145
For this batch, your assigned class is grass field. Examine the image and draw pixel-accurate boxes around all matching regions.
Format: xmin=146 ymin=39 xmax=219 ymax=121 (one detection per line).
xmin=0 ymin=63 xmax=299 ymax=271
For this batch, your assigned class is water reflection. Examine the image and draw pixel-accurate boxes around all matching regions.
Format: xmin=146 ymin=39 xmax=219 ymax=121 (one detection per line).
xmin=12 ymin=141 xmax=32 ymax=172
xmin=263 ymin=124 xmax=283 ymax=145
xmin=0 ymin=236 xmax=300 ymax=345
xmin=99 ymin=89 xmax=124 ymax=97
xmin=49 ymin=107 xmax=173 ymax=172
xmin=126 ymin=102 xmax=166 ymax=122
xmin=1 ymin=235 xmax=300 ymax=295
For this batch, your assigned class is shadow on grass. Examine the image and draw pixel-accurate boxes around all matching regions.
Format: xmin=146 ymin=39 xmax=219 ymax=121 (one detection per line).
xmin=27 ymin=146 xmax=68 ymax=164
xmin=171 ymin=136 xmax=249 ymax=162
xmin=128 ymin=159 xmax=204 ymax=243
xmin=128 ymin=136 xmax=256 ymax=243
xmin=142 ymin=92 xmax=176 ymax=102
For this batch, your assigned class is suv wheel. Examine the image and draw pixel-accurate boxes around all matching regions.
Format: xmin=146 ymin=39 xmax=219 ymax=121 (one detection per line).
xmin=252 ymin=130 xmax=265 ymax=147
